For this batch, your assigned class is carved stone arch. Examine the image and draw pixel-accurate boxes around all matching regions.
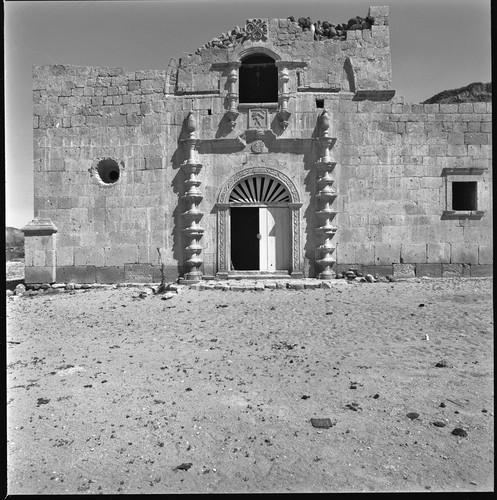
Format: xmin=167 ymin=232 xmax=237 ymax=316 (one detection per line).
xmin=215 ymin=167 xmax=303 ymax=279
xmin=234 ymin=46 xmax=283 ymax=63
xmin=217 ymin=166 xmax=300 ymax=204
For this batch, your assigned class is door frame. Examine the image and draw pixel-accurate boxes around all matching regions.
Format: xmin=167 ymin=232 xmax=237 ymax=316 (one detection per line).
xmin=215 ymin=167 xmax=303 ymax=278
xmin=229 ymin=203 xmax=291 ymax=272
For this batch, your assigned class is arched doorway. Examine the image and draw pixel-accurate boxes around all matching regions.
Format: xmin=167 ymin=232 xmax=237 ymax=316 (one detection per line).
xmin=216 ymin=167 xmax=304 ymax=278
xmin=229 ymin=176 xmax=291 ymax=271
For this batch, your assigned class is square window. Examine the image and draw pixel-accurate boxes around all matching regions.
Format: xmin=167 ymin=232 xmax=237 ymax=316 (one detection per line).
xmin=452 ymin=181 xmax=477 ymax=211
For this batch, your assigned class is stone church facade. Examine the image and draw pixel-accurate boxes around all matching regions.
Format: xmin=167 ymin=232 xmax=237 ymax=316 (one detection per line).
xmin=24 ymin=6 xmax=492 ymax=284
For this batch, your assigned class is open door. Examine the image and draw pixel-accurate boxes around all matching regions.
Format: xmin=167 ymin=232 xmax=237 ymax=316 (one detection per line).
xmin=259 ymin=207 xmax=291 ymax=271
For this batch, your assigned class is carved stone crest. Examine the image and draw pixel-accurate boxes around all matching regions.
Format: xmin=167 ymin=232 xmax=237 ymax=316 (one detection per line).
xmin=249 ymin=108 xmax=268 ymax=129
xmin=245 ymin=18 xmax=268 ymax=41
xmin=250 ymin=140 xmax=267 ymax=154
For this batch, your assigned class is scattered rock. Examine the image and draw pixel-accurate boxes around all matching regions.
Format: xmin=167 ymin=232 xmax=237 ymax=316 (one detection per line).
xmin=418 ymin=303 xmax=425 ymax=307
xmin=432 ymin=421 xmax=446 ymax=427
xmin=345 ymin=402 xmax=361 ymax=411
xmin=406 ymin=412 xmax=420 ymax=420
xmin=173 ymin=463 xmax=193 ymax=471
xmin=310 ymin=418 xmax=334 ymax=429
xmin=451 ymin=428 xmax=468 ymax=437
xmin=435 ymin=359 xmax=452 ymax=368
xmin=36 ymin=397 xmax=50 ymax=406
xmin=14 ymin=284 xmax=26 ymax=295
xmin=440 ymin=402 xmax=446 ymax=408
xmin=373 ymin=394 xmax=380 ymax=399
xmin=301 ymin=395 xmax=310 ymax=400
xmin=161 ymin=292 xmax=175 ymax=300
xmin=365 ymin=274 xmax=374 ymax=283
xmin=385 ymin=275 xmax=395 ymax=282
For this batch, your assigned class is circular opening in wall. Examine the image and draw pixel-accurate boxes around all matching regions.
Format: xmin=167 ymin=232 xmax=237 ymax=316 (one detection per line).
xmin=97 ymin=158 xmax=120 ymax=184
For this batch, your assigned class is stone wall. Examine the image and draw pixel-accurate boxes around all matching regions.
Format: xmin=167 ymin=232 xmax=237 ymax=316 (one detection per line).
xmin=27 ymin=7 xmax=492 ymax=283
xmin=32 ymin=64 xmax=175 ymax=283
xmin=335 ymin=98 xmax=492 ymax=278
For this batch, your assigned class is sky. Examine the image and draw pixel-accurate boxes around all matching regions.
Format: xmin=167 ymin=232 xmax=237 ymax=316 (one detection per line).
xmin=4 ymin=0 xmax=492 ymax=229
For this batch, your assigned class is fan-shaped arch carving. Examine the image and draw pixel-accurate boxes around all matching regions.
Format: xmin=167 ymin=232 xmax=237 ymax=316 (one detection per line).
xmin=217 ymin=167 xmax=301 ymax=204
xmin=229 ymin=176 xmax=290 ymax=203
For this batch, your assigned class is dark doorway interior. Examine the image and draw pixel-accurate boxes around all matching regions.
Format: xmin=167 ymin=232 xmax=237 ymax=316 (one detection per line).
xmin=230 ymin=207 xmax=259 ymax=270
xmin=239 ymin=54 xmax=278 ymax=103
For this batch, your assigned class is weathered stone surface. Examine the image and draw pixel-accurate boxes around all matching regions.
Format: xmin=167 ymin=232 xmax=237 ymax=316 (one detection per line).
xmin=95 ymin=266 xmax=125 ymax=283
xmin=25 ymin=266 xmax=56 ymax=285
xmin=470 ymin=265 xmax=493 ymax=277
xmin=393 ymin=264 xmax=416 ymax=278
xmin=442 ymin=264 xmax=463 ymax=277
xmin=415 ymin=264 xmax=442 ymax=278
xmin=57 ymin=266 xmax=96 ymax=284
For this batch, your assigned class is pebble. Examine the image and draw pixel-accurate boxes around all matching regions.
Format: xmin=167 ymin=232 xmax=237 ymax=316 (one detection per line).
xmin=173 ymin=463 xmax=193 ymax=471
xmin=451 ymin=428 xmax=468 ymax=437
xmin=435 ymin=359 xmax=451 ymax=368
xmin=406 ymin=412 xmax=420 ymax=420
xmin=432 ymin=421 xmax=446 ymax=427
xmin=310 ymin=418 xmax=333 ymax=429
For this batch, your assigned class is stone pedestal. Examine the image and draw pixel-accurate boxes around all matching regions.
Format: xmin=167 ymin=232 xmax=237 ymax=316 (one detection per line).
xmin=22 ymin=218 xmax=58 ymax=284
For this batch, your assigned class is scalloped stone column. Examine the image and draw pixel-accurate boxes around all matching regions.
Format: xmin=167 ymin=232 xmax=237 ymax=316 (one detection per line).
xmin=180 ymin=112 xmax=204 ymax=283
xmin=315 ymin=110 xmax=338 ymax=279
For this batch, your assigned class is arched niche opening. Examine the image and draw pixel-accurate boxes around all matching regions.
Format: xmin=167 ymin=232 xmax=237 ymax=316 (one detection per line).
xmin=239 ymin=54 xmax=278 ymax=104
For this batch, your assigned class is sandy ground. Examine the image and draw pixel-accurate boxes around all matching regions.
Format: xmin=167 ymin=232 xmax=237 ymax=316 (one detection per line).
xmin=6 ymin=274 xmax=494 ymax=493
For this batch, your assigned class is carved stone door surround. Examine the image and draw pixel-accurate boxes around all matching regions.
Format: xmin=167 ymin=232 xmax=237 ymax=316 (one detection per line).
xmin=215 ymin=166 xmax=303 ymax=278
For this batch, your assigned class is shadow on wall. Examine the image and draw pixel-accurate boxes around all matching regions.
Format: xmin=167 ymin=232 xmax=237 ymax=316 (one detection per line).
xmin=170 ymin=119 xmax=190 ymax=279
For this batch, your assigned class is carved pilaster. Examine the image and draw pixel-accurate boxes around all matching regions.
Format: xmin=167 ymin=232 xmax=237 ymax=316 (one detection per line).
xmin=216 ymin=203 xmax=230 ymax=277
xmin=180 ymin=112 xmax=204 ymax=283
xmin=315 ymin=109 xmax=338 ymax=279
xmin=277 ymin=66 xmax=291 ymax=130
xmin=225 ymin=63 xmax=240 ymax=130
xmin=289 ymin=203 xmax=304 ymax=278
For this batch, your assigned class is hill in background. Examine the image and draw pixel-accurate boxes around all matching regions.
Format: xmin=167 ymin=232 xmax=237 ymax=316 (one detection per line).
xmin=423 ymin=82 xmax=491 ymax=104
xmin=6 ymin=227 xmax=25 ymax=261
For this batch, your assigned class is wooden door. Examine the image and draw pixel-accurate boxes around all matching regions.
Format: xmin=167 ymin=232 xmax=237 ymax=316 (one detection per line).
xmin=259 ymin=207 xmax=290 ymax=271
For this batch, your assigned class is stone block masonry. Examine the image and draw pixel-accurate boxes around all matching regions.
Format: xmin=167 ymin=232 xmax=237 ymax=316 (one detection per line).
xmin=25 ymin=9 xmax=492 ymax=283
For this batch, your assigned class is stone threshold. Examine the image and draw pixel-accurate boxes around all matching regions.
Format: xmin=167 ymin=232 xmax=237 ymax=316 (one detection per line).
xmin=9 ymin=275 xmax=492 ymax=297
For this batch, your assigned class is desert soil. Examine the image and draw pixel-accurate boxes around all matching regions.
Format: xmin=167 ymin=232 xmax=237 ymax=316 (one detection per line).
xmin=6 ymin=274 xmax=494 ymax=493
